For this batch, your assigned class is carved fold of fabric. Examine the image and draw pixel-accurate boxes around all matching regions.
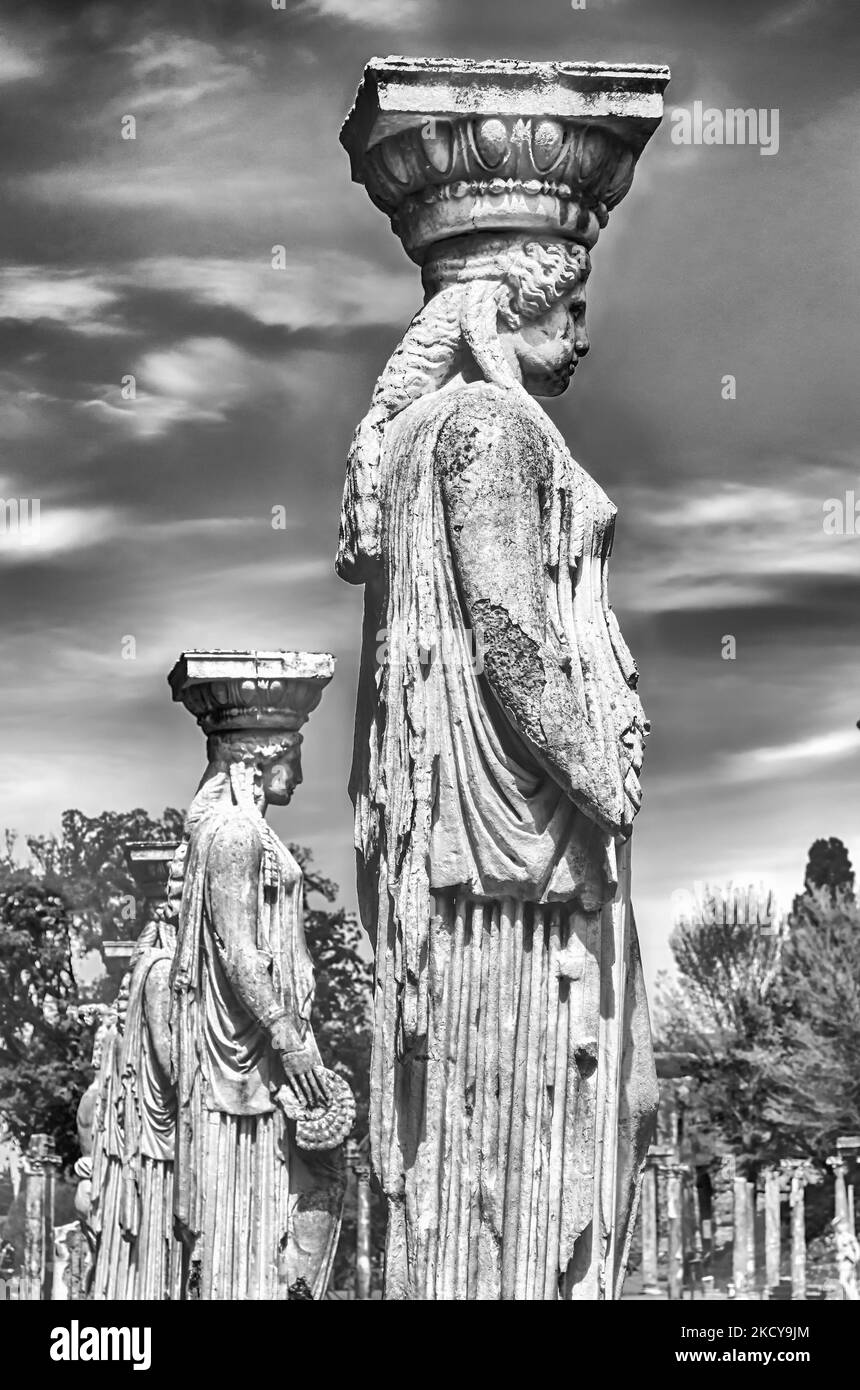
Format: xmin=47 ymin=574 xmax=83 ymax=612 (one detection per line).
xmin=189 ymin=1109 xmax=292 ymax=1301
xmin=90 ymin=1024 xmax=135 ymax=1300
xmin=91 ymin=1155 xmax=134 ymax=1300
xmin=371 ymin=891 xmax=654 ymax=1300
xmin=117 ymin=948 xmax=182 ymax=1300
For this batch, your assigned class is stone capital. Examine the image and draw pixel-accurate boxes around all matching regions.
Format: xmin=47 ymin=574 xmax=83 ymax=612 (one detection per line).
xmin=124 ymin=840 xmax=181 ymax=903
xmin=836 ymin=1135 xmax=860 ymax=1171
xmin=169 ymin=649 xmax=335 ymax=735
xmin=341 ymin=56 xmax=669 ymax=261
xmin=24 ymin=1132 xmax=60 ymax=1174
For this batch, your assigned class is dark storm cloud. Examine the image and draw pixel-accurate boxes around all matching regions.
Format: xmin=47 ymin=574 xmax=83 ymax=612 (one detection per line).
xmin=0 ymin=0 xmax=857 ymax=983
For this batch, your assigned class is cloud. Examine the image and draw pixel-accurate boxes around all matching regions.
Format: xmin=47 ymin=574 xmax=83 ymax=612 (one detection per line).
xmin=720 ymin=729 xmax=860 ymax=785
xmin=126 ymin=254 xmax=417 ymax=331
xmin=0 ymin=268 xmax=116 ymax=326
xmin=759 ymin=0 xmax=832 ymax=31
xmin=120 ymin=33 xmax=258 ymax=110
xmin=0 ymin=504 xmax=120 ymax=563
xmin=296 ymin=0 xmax=429 ymax=25
xmin=615 ymin=476 xmax=860 ymax=614
xmin=0 ymin=36 xmax=44 ymax=84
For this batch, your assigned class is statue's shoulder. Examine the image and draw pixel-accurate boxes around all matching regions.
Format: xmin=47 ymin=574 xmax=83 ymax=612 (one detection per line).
xmin=204 ymin=808 xmax=265 ymax=872
xmin=427 ymin=382 xmax=550 ymax=480
xmin=425 ymin=381 xmax=527 ymax=432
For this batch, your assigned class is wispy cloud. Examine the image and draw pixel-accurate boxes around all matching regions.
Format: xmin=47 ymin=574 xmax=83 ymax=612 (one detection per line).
xmin=0 ymin=36 xmax=44 ymax=85
xmin=0 ymin=268 xmax=117 ymax=326
xmin=616 ymin=477 xmax=860 ymax=613
xmin=296 ymin=0 xmax=430 ymax=25
xmin=720 ymin=729 xmax=860 ymax=785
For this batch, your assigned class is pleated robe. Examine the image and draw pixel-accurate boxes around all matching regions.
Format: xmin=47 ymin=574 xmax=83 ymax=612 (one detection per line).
xmin=171 ymin=799 xmax=339 ymax=1300
xmin=119 ymin=947 xmax=183 ymax=1300
xmin=349 ymin=380 xmax=659 ymax=1300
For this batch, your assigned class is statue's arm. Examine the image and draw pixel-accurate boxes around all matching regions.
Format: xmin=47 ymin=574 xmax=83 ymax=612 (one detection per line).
xmin=206 ymin=822 xmax=326 ymax=1103
xmin=437 ymin=393 xmax=624 ymax=834
xmin=142 ymin=960 xmax=172 ymax=1079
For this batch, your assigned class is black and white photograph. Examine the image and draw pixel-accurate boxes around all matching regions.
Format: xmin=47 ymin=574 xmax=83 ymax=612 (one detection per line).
xmin=0 ymin=0 xmax=857 ymax=1351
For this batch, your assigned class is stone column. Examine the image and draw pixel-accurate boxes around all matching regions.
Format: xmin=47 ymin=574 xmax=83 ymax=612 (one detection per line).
xmin=686 ymin=1172 xmax=704 ymax=1296
xmin=338 ymin=53 xmax=670 ymax=1304
xmin=732 ymin=1175 xmax=749 ymax=1297
xmin=781 ymin=1161 xmax=814 ymax=1301
xmin=838 ymin=1137 xmax=860 ymax=1229
xmin=22 ymin=1133 xmax=60 ymax=1300
xmin=828 ymin=1154 xmax=848 ymax=1225
xmin=747 ymin=1178 xmax=757 ymax=1292
xmin=653 ymin=1151 xmax=684 ymax=1301
xmin=641 ymin=1149 xmax=660 ymax=1295
xmin=350 ymin=1140 xmax=373 ymax=1301
xmin=764 ymin=1167 xmax=781 ymax=1293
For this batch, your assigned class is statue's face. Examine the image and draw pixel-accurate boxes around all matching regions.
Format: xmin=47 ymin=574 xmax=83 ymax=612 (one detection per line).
xmin=503 ymin=288 xmax=590 ymax=397
xmin=261 ymin=745 xmax=302 ymax=806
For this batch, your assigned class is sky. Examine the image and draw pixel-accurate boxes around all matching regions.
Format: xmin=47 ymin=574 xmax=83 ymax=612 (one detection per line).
xmin=0 ymin=0 xmax=857 ymax=992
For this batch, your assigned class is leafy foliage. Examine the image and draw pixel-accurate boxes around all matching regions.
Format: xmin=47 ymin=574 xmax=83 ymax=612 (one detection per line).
xmin=290 ymin=844 xmax=382 ymax=1290
xmin=801 ymin=837 xmax=854 ymax=898
xmin=0 ymin=871 xmax=94 ymax=1169
xmin=757 ymin=885 xmax=860 ymax=1163
xmin=27 ymin=807 xmax=186 ymax=977
xmin=657 ymin=838 xmax=860 ymax=1181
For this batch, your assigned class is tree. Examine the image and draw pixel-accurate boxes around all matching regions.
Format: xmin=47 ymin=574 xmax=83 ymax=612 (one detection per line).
xmin=801 ymin=837 xmax=854 ymax=899
xmin=657 ymin=842 xmax=860 ymax=1189
xmin=26 ymin=807 xmax=185 ymax=987
xmin=291 ymin=844 xmax=382 ymax=1291
xmin=655 ymin=892 xmax=787 ymax=1167
xmin=757 ymin=884 xmax=860 ymax=1164
xmin=0 ymin=871 xmax=95 ymax=1169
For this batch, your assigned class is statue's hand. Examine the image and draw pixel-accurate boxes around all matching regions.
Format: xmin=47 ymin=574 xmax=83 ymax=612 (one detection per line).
xmin=267 ymin=1015 xmax=328 ymax=1106
xmin=279 ymin=1052 xmax=331 ymax=1110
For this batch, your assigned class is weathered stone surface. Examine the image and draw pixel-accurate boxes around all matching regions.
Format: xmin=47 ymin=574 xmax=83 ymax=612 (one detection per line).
xmin=168 ymin=650 xmax=352 ymax=1299
xmin=338 ymin=56 xmax=668 ymax=1300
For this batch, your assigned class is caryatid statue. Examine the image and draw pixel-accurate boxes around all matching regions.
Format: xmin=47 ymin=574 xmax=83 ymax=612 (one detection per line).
xmin=118 ymin=840 xmax=184 ymax=1300
xmin=168 ymin=651 xmax=355 ymax=1300
xmin=86 ymin=841 xmax=184 ymax=1299
xmin=337 ymin=57 xmax=670 ymax=1300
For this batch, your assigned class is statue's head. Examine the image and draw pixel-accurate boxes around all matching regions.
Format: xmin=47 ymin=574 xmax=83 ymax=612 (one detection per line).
xmin=422 ymin=233 xmax=591 ymax=399
xmin=205 ymin=730 xmax=303 ymax=810
xmin=496 ymin=239 xmax=590 ymax=397
xmin=169 ymin=652 xmax=333 ymax=815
